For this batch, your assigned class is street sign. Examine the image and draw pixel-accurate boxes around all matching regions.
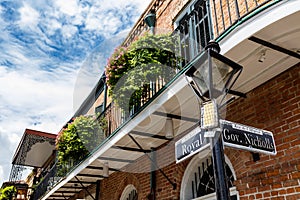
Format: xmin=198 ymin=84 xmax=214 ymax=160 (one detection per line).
xmin=175 ymin=120 xmax=276 ymax=163
xmin=175 ymin=126 xmax=210 ymax=163
xmin=221 ymin=120 xmax=277 ymax=155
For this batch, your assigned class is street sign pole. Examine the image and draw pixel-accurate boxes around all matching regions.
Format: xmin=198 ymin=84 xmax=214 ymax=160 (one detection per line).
xmin=207 ymin=41 xmax=230 ymax=200
xmin=208 ymin=44 xmax=230 ymax=200
xmin=211 ymin=131 xmax=230 ymax=200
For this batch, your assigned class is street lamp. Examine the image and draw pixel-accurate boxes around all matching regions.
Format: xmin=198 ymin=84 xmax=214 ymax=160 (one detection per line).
xmin=185 ymin=41 xmax=242 ymax=102
xmin=144 ymin=12 xmax=156 ymax=35
xmin=185 ymin=41 xmax=243 ymax=200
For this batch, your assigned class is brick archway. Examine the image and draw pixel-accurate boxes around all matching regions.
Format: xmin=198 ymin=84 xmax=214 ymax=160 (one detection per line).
xmin=115 ymin=173 xmax=140 ymax=200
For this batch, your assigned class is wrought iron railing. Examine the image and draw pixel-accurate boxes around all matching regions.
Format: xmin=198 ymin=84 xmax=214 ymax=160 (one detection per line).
xmin=211 ymin=0 xmax=273 ymax=37
xmin=102 ymin=67 xmax=178 ymax=136
xmin=174 ymin=0 xmax=272 ymax=64
xmin=31 ymin=158 xmax=84 ymax=200
xmin=174 ymin=0 xmax=212 ymax=66
xmin=31 ymin=164 xmax=59 ymax=200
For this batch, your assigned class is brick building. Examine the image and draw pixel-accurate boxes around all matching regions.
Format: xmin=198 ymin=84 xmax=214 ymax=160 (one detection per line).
xmin=9 ymin=0 xmax=300 ymax=199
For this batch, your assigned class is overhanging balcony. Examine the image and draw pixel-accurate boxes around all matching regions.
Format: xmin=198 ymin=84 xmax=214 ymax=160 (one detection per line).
xmin=33 ymin=0 xmax=300 ymax=199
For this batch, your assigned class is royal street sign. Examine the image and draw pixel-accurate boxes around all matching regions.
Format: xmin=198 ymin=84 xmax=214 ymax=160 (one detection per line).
xmin=175 ymin=120 xmax=276 ymax=163
xmin=221 ymin=120 xmax=277 ymax=155
xmin=175 ymin=126 xmax=210 ymax=163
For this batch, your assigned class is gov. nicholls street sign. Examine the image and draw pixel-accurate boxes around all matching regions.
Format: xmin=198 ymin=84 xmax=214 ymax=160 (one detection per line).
xmin=175 ymin=120 xmax=276 ymax=163
xmin=221 ymin=120 xmax=277 ymax=155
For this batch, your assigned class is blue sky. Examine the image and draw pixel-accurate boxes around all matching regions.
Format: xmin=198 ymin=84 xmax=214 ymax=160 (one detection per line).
xmin=0 ymin=0 xmax=151 ymax=185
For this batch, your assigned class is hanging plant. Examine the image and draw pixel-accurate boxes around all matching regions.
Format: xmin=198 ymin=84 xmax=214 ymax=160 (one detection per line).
xmin=56 ymin=115 xmax=106 ymax=168
xmin=105 ymin=46 xmax=133 ymax=92
xmin=0 ymin=186 xmax=16 ymax=200
xmin=105 ymin=33 xmax=181 ymax=112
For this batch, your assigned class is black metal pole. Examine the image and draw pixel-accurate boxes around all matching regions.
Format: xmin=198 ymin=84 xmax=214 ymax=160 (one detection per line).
xmin=95 ymin=180 xmax=101 ymax=200
xmin=150 ymin=148 xmax=156 ymax=200
xmin=212 ymin=132 xmax=230 ymax=200
xmin=206 ymin=41 xmax=230 ymax=200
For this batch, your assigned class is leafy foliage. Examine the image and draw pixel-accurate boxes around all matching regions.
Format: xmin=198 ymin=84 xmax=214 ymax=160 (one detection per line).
xmin=0 ymin=186 xmax=16 ymax=200
xmin=105 ymin=33 xmax=181 ymax=112
xmin=105 ymin=46 xmax=132 ymax=90
xmin=56 ymin=115 xmax=106 ymax=166
xmin=98 ymin=116 xmax=108 ymax=136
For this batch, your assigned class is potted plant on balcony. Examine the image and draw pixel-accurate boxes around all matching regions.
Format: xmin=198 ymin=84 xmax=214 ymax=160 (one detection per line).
xmin=56 ymin=115 xmax=106 ymax=175
xmin=105 ymin=33 xmax=180 ymax=114
xmin=0 ymin=186 xmax=16 ymax=200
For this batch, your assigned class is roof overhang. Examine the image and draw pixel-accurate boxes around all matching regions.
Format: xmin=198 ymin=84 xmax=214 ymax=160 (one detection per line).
xmin=12 ymin=129 xmax=56 ymax=168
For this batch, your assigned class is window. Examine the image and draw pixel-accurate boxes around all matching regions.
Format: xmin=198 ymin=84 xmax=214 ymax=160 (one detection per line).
xmin=180 ymin=153 xmax=239 ymax=200
xmin=174 ymin=0 xmax=213 ymax=65
xmin=120 ymin=185 xmax=138 ymax=200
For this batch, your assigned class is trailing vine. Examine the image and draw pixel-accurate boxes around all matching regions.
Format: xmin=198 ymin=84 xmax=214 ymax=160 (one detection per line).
xmin=56 ymin=115 xmax=106 ymax=172
xmin=105 ymin=33 xmax=181 ymax=112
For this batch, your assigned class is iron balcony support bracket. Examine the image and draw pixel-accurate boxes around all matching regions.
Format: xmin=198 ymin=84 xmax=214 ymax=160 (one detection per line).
xmin=128 ymin=134 xmax=177 ymax=190
xmin=75 ymin=176 xmax=96 ymax=200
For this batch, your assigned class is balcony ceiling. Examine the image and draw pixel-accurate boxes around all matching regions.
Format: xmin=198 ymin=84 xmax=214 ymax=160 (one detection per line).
xmin=222 ymin=9 xmax=300 ymax=94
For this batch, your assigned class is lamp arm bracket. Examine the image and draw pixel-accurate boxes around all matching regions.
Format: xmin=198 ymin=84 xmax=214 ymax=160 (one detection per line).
xmin=227 ymin=89 xmax=246 ymax=98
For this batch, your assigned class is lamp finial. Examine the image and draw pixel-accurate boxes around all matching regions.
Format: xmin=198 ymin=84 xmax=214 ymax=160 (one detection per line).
xmin=205 ymin=40 xmax=221 ymax=53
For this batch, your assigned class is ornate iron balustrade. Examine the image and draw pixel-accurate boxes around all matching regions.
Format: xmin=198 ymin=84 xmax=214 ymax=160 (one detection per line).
xmin=102 ymin=66 xmax=178 ymax=136
xmin=31 ymin=158 xmax=84 ymax=200
xmin=174 ymin=0 xmax=273 ymax=64
xmin=211 ymin=0 xmax=272 ymax=37
xmin=31 ymin=163 xmax=59 ymax=200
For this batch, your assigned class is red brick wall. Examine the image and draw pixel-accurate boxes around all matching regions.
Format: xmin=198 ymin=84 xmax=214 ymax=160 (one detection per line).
xmin=155 ymin=0 xmax=189 ymax=32
xmin=97 ymin=64 xmax=299 ymax=200
xmin=99 ymin=172 xmax=141 ymax=199
xmin=224 ymin=63 xmax=300 ymax=200
xmin=98 ymin=143 xmax=189 ymax=199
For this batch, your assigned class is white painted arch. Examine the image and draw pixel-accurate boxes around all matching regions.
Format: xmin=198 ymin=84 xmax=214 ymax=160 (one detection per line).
xmin=180 ymin=150 xmax=238 ymax=200
xmin=120 ymin=184 xmax=137 ymax=200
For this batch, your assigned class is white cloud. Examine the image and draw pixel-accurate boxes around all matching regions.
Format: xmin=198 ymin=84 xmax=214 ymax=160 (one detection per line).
xmin=44 ymin=18 xmax=62 ymax=35
xmin=53 ymin=0 xmax=79 ymax=16
xmin=83 ymin=0 xmax=151 ymax=37
xmin=72 ymin=14 xmax=85 ymax=26
xmin=18 ymin=3 xmax=40 ymax=30
xmin=0 ymin=70 xmax=73 ymax=108
xmin=61 ymin=24 xmax=78 ymax=38
xmin=0 ymin=63 xmax=77 ymax=183
xmin=0 ymin=166 xmax=3 ymax=185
